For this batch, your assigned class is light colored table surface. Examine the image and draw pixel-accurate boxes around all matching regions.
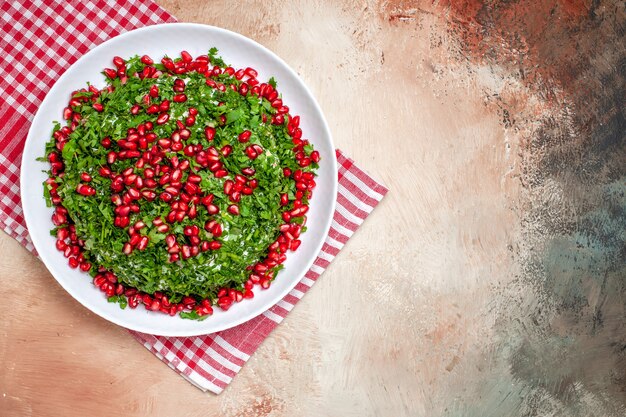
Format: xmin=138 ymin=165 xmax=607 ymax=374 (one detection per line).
xmin=2 ymin=1 xmax=624 ymax=416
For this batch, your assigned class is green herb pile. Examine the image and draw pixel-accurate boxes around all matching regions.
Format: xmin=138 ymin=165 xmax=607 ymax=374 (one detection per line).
xmin=42 ymin=49 xmax=318 ymax=311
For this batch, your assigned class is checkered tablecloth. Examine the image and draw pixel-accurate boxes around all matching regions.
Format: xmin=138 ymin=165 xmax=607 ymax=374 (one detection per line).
xmin=0 ymin=0 xmax=387 ymax=393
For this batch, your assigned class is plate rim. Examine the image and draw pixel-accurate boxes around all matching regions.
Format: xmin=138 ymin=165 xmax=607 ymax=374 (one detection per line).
xmin=20 ymin=22 xmax=338 ymax=336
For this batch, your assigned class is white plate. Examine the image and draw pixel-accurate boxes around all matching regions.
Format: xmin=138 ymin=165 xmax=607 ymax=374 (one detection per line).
xmin=21 ymin=23 xmax=337 ymax=336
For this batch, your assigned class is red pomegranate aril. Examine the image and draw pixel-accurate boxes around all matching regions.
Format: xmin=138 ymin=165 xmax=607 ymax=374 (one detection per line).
xmin=68 ymin=257 xmax=79 ymax=269
xmin=164 ymin=185 xmax=180 ymax=195
xmin=122 ymin=243 xmax=133 ymax=255
xmin=104 ymin=68 xmax=117 ymax=78
xmin=280 ymin=193 xmax=289 ymax=206
xmin=127 ymin=187 xmax=140 ymax=200
xmin=282 ymin=212 xmax=292 ymax=222
xmin=230 ymin=191 xmax=241 ymax=203
xmin=310 ymin=150 xmax=320 ymax=163
xmin=52 ymin=213 xmax=67 ymax=228
xmin=56 ymin=239 xmax=67 ymax=251
xmin=283 ymin=167 xmax=292 ymax=177
xmin=249 ymin=179 xmax=259 ymax=189
xmin=221 ymin=145 xmax=233 ymax=157
xmin=140 ymin=54 xmax=154 ymax=65
xmin=223 ymin=180 xmax=234 ymax=195
xmin=76 ymin=184 xmax=96 ymax=196
xmin=244 ymin=67 xmax=258 ymax=78
xmin=115 ymin=205 xmax=131 ymax=217
xmin=137 ymin=236 xmax=149 ymax=251
xmin=290 ymin=239 xmax=301 ymax=251
xmin=238 ymin=130 xmax=251 ymax=143
xmin=173 ymin=93 xmax=187 ymax=103
xmin=241 ymin=167 xmax=255 ymax=176
xmin=129 ymin=234 xmax=141 ymax=247
xmin=159 ymin=100 xmax=170 ymax=112
xmin=175 ymin=210 xmax=186 ymax=222
xmin=57 ymin=227 xmax=69 ymax=241
xmin=184 ymin=182 xmax=199 ymax=195
xmin=201 ymin=126 xmax=216 ymax=142
xmin=260 ymin=278 xmax=271 ymax=289
xmin=214 ymin=169 xmax=228 ymax=178
xmin=245 ymin=146 xmax=258 ymax=159
xmin=227 ymin=204 xmax=240 ymax=215
xmin=156 ymin=113 xmax=169 ymax=125
xmin=186 ymin=174 xmax=201 ymax=184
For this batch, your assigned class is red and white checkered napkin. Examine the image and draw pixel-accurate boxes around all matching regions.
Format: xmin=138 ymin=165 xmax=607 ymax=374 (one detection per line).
xmin=0 ymin=0 xmax=388 ymax=394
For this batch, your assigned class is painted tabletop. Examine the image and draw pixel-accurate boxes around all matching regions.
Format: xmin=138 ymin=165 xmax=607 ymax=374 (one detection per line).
xmin=1 ymin=1 xmax=624 ymax=416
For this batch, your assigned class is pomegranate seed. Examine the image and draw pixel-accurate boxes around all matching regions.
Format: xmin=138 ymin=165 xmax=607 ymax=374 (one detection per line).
xmin=280 ymin=193 xmax=289 ymax=206
xmin=245 ymin=146 xmax=258 ymax=159
xmin=290 ymin=239 xmax=301 ymax=251
xmin=238 ymin=130 xmax=251 ymax=143
xmin=80 ymin=172 xmax=92 ymax=182
xmin=241 ymin=167 xmax=255 ymax=176
xmin=223 ymin=180 xmax=234 ymax=195
xmin=230 ymin=191 xmax=241 ymax=203
xmin=180 ymin=51 xmax=193 ymax=63
xmin=260 ymin=278 xmax=271 ymax=289
xmin=137 ymin=236 xmax=149 ymax=251
xmin=221 ymin=145 xmax=233 ymax=157
xmin=227 ymin=204 xmax=240 ymax=215
xmin=156 ymin=113 xmax=169 ymax=125
xmin=129 ymin=234 xmax=141 ymax=247
xmin=159 ymin=100 xmax=170 ymax=112
xmin=214 ymin=169 xmax=228 ymax=178
xmin=104 ymin=68 xmax=117 ymax=79
xmin=76 ymin=184 xmax=96 ymax=196
xmin=209 ymin=241 xmax=221 ymax=250
xmin=173 ymin=93 xmax=187 ymax=103
xmin=201 ymin=126 xmax=216 ymax=141
xmin=244 ymin=67 xmax=258 ymax=78
xmin=139 ymin=54 xmax=154 ymax=65
xmin=68 ymin=257 xmax=79 ymax=269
